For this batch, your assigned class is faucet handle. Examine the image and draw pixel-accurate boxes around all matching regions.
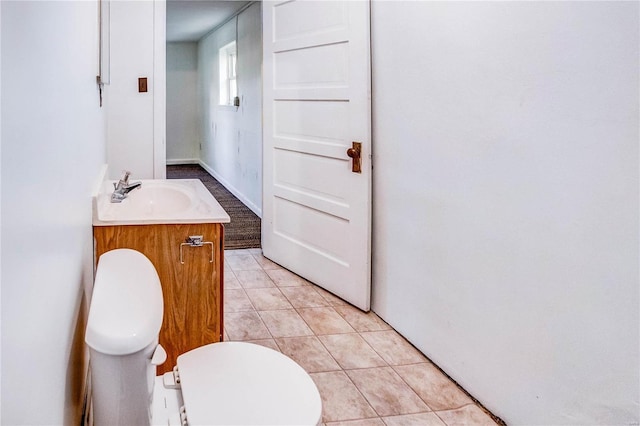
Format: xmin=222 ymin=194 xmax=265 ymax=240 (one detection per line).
xmin=120 ymin=170 xmax=131 ymax=184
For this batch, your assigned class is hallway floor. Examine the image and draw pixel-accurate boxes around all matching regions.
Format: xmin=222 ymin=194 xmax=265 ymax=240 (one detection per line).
xmin=223 ymin=249 xmax=499 ymax=426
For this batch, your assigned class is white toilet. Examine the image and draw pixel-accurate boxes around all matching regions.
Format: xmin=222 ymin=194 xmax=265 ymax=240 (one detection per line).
xmin=85 ymin=248 xmax=322 ymax=426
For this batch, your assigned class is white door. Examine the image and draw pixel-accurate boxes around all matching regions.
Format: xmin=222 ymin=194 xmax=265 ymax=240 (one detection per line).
xmin=262 ymin=0 xmax=372 ymax=310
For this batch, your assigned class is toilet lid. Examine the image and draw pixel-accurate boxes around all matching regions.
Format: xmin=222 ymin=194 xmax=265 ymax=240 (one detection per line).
xmin=177 ymin=342 xmax=322 ymax=425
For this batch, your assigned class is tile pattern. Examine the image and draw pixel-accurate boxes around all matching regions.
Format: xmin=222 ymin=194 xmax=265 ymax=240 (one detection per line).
xmin=223 ymin=249 xmax=499 ymax=426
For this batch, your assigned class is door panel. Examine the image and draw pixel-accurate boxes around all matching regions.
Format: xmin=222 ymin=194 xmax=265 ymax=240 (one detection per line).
xmin=273 ymin=1 xmax=348 ymax=43
xmin=263 ymin=0 xmax=371 ymax=310
xmin=274 ymin=100 xmax=349 ymax=142
xmin=274 ymin=42 xmax=349 ymax=88
xmin=273 ymin=197 xmax=350 ymax=261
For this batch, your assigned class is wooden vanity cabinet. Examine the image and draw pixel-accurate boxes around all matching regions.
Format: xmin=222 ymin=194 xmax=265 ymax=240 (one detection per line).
xmin=93 ymin=223 xmax=224 ymax=374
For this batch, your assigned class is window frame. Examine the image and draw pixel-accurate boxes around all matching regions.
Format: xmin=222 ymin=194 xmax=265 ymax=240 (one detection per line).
xmin=219 ymin=41 xmax=238 ymax=107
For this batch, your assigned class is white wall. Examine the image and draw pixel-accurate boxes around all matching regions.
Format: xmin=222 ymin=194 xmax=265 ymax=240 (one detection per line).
xmin=0 ymin=3 xmax=3 ymax=417
xmin=107 ymin=0 xmax=165 ymax=180
xmin=198 ymin=3 xmax=262 ymax=216
xmin=1 ymin=1 xmax=106 ymax=424
xmin=371 ymin=2 xmax=639 ymax=424
xmin=167 ymin=42 xmax=199 ymax=163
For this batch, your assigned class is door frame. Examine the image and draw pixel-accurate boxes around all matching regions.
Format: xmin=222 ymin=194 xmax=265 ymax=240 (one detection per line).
xmin=153 ymin=0 xmax=166 ymax=179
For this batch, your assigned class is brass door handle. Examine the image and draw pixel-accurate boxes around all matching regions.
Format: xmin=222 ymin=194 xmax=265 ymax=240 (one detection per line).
xmin=347 ymin=141 xmax=362 ymax=173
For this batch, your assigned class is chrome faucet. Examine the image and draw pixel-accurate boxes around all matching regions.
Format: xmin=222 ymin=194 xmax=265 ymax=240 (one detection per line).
xmin=111 ymin=171 xmax=142 ymax=203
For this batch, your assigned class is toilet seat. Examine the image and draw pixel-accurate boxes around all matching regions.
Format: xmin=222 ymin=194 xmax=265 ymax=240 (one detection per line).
xmin=172 ymin=342 xmax=322 ymax=425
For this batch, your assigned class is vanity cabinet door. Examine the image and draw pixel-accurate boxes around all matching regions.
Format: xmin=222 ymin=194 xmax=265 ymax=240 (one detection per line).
xmin=93 ymin=223 xmax=224 ymax=374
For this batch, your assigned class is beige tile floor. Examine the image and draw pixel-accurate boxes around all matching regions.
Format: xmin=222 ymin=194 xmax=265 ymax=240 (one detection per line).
xmin=224 ymin=248 xmax=499 ymax=426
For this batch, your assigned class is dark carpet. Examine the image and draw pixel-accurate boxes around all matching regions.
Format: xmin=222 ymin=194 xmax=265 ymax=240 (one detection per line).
xmin=167 ymin=164 xmax=261 ymax=249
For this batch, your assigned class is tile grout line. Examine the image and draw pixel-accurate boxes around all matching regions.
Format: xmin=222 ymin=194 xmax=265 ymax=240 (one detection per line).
xmin=387 ymin=363 xmax=439 ymax=414
xmin=392 ymin=340 xmax=505 ymax=426
xmin=263 ymin=268 xmax=382 ymax=423
xmin=311 ymin=288 xmax=453 ymax=422
xmin=225 ymin=249 xmax=502 ymax=425
xmin=225 ymin=262 xmax=277 ymax=342
xmin=301 ymin=294 xmax=432 ymax=422
xmin=345 ymin=365 xmax=433 ymax=419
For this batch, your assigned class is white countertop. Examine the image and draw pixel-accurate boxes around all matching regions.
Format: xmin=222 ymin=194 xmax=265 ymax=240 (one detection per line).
xmin=93 ymin=179 xmax=230 ymax=226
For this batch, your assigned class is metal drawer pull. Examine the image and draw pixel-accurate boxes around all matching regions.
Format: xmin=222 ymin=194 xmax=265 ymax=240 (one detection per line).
xmin=180 ymin=235 xmax=214 ymax=264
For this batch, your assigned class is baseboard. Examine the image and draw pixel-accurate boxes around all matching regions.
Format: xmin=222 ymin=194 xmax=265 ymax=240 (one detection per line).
xmin=166 ymin=158 xmax=199 ymax=165
xmin=198 ymin=160 xmax=262 ymax=218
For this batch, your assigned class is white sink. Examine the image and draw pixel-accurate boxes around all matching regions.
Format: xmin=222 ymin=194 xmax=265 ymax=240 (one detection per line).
xmin=94 ymin=179 xmax=230 ymax=225
xmin=124 ymin=182 xmax=194 ymax=216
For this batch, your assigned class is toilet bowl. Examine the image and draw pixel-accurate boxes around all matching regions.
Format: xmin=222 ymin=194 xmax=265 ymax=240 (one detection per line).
xmin=85 ymin=249 xmax=322 ymax=426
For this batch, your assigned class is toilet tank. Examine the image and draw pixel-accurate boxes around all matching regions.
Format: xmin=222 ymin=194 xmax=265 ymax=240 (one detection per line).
xmin=86 ymin=248 xmax=164 ymax=426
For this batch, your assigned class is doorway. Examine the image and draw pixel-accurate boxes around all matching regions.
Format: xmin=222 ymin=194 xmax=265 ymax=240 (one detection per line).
xmin=165 ymin=1 xmax=263 ymax=248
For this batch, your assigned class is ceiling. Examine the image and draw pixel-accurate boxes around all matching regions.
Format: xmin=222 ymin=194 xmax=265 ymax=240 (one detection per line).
xmin=166 ymin=1 xmax=251 ymax=42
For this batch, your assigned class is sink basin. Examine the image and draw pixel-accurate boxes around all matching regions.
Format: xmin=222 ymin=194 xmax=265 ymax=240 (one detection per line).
xmin=125 ymin=182 xmax=194 ymax=216
xmin=94 ymin=179 xmax=230 ymax=225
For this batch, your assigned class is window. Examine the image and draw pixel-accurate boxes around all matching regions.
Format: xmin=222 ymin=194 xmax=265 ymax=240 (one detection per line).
xmin=219 ymin=41 xmax=237 ymax=106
